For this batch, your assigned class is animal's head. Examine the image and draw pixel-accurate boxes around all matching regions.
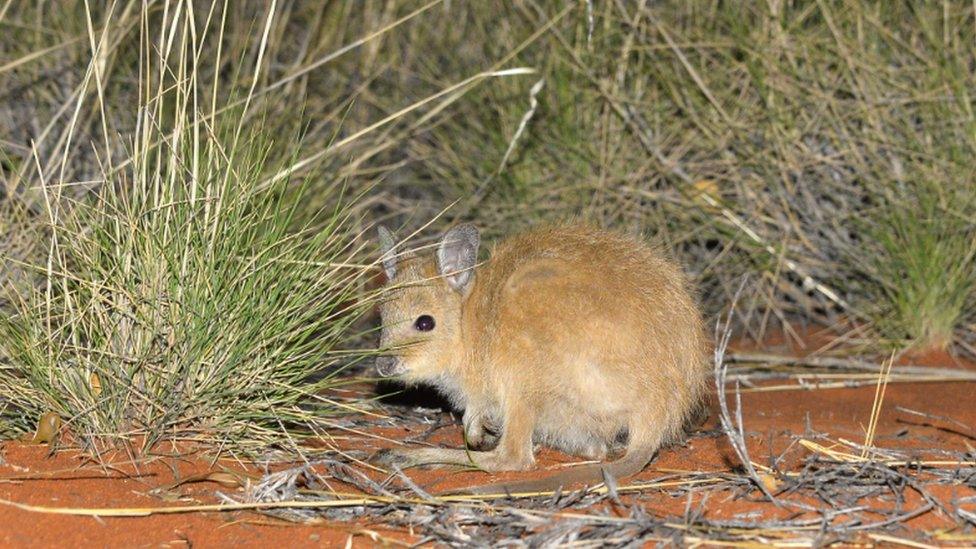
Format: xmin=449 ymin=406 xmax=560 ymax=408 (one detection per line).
xmin=374 ymin=224 xmax=480 ymax=382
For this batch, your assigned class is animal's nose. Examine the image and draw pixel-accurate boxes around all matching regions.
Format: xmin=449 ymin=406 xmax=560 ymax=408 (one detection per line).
xmin=375 ymin=355 xmax=402 ymax=377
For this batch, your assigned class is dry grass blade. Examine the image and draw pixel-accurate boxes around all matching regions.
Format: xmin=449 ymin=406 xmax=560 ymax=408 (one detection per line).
xmin=0 ymin=495 xmax=383 ymax=517
xmin=260 ymin=67 xmax=537 ymax=189
xmin=861 ymin=352 xmax=894 ymax=458
xmin=797 ymin=438 xmax=976 ymax=467
xmin=866 ymin=534 xmax=939 ymax=549
xmin=713 ymin=285 xmax=780 ymax=504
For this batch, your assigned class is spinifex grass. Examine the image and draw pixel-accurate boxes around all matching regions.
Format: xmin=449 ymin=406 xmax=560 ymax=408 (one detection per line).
xmin=858 ymin=182 xmax=976 ymax=351
xmin=0 ymin=1 xmax=382 ymax=453
xmin=0 ymin=126 xmax=378 ymax=451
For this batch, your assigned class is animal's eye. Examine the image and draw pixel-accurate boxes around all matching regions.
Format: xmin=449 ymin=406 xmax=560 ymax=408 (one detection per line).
xmin=414 ymin=314 xmax=435 ymax=332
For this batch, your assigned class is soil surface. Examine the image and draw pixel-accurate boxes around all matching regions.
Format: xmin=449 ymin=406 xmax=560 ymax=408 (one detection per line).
xmin=2 ymin=331 xmax=975 ymax=547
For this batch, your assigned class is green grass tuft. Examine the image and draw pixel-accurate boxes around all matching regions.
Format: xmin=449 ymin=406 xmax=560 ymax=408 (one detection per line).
xmin=859 ymin=182 xmax=976 ymax=350
xmin=0 ymin=114 xmax=378 ymax=452
xmin=0 ymin=1 xmax=380 ymax=452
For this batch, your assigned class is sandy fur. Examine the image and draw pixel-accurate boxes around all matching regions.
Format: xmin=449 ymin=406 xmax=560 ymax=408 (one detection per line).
xmin=376 ymin=224 xmax=708 ymax=487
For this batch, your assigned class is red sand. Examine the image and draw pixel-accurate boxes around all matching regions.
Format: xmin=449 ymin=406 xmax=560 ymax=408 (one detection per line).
xmin=0 ymin=442 xmax=418 ymax=548
xmin=1 ymin=336 xmax=975 ymax=546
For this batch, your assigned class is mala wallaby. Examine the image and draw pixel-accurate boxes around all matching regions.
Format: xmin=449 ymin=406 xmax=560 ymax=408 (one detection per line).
xmin=373 ymin=223 xmax=708 ymax=494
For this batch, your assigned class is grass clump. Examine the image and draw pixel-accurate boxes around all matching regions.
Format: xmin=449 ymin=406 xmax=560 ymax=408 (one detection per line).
xmin=858 ymin=182 xmax=976 ymax=351
xmin=0 ymin=2 xmax=378 ymax=452
xmin=1 ymin=122 xmax=376 ymax=451
xmin=0 ymin=134 xmax=371 ymax=452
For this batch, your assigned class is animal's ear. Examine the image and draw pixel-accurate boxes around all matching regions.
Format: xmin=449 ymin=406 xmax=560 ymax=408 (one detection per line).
xmin=377 ymin=225 xmax=397 ymax=281
xmin=437 ymin=223 xmax=480 ymax=292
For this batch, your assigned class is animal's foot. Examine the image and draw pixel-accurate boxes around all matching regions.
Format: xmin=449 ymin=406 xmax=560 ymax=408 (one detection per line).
xmin=370 ymin=448 xmax=434 ymax=470
xmin=371 ymin=447 xmax=473 ymax=470
xmin=478 ymin=453 xmax=535 ymax=472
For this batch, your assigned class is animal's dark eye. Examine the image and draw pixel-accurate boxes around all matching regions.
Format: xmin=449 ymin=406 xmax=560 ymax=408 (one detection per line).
xmin=414 ymin=314 xmax=435 ymax=332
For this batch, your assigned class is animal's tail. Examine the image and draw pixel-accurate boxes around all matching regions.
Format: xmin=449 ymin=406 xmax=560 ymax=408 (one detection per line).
xmin=447 ymin=421 xmax=668 ymax=496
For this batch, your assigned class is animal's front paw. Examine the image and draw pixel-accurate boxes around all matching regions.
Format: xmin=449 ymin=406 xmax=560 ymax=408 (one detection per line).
xmin=463 ymin=409 xmax=501 ymax=451
xmin=464 ymin=422 xmax=501 ymax=451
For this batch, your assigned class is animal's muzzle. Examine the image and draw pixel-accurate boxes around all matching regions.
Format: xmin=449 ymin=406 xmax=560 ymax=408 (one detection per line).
xmin=375 ymin=355 xmax=403 ymax=377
